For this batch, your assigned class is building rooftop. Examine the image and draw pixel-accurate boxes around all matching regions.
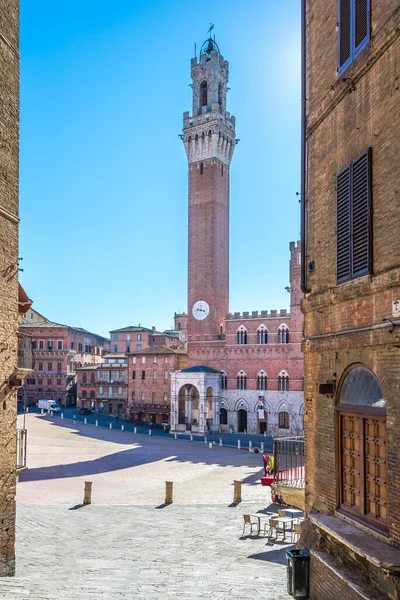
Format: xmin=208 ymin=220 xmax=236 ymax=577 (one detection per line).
xmin=20 ymin=320 xmax=109 ymax=341
xmin=129 ymin=346 xmax=187 ymax=356
xmin=110 ymin=326 xmax=152 ymax=334
xmin=180 ymin=365 xmax=221 ymax=374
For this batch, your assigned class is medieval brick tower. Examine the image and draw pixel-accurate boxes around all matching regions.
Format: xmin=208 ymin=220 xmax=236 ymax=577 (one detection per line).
xmin=182 ymin=35 xmax=236 ymax=348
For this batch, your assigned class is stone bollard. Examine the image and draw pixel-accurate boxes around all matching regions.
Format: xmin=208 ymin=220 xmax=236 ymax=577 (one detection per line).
xmin=204 ymin=436 xmax=208 ymax=444
xmin=233 ymin=480 xmax=242 ymax=503
xmin=149 ymin=429 xmax=152 ymax=436
xmin=41 ymin=409 xmax=44 ymax=415
xmin=109 ymin=423 xmax=112 ymax=430
xmin=190 ymin=434 xmax=193 ymax=442
xmin=83 ymin=481 xmax=92 ymax=505
xmin=95 ymin=420 xmax=98 ymax=427
xmin=261 ymin=442 xmax=264 ymax=453
xmin=264 ymin=431 xmax=267 ymax=438
xmin=121 ymin=424 xmax=124 ymax=431
xmin=84 ymin=417 xmax=87 ymax=425
xmin=134 ymin=427 xmax=137 ymax=434
xmin=208 ymin=442 xmax=213 ymax=449
xmin=165 ymin=481 xmax=173 ymax=504
xmin=249 ymin=441 xmax=252 ymax=452
xmin=219 ymin=438 xmax=222 ymax=447
xmin=25 ymin=407 xmax=29 ymax=414
xmin=174 ymin=433 xmax=177 ymax=440
xmin=244 ymin=429 xmax=247 ymax=435
xmin=73 ymin=415 xmax=76 ymax=423
xmin=237 ymin=440 xmax=241 ymax=450
xmin=61 ymin=413 xmax=63 ymax=419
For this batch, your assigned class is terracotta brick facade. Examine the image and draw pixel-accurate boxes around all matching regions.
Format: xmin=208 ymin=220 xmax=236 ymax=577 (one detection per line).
xmin=20 ymin=320 xmax=109 ymax=406
xmin=127 ymin=347 xmax=187 ymax=425
xmin=302 ymin=0 xmax=400 ymax=597
xmin=0 ymin=0 xmax=20 ymax=576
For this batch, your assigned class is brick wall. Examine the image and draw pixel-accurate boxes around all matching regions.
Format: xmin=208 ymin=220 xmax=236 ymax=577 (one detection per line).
xmin=187 ymin=158 xmax=229 ymax=343
xmin=304 ymin=0 xmax=400 ymax=596
xmin=0 ymin=0 xmax=19 ymax=576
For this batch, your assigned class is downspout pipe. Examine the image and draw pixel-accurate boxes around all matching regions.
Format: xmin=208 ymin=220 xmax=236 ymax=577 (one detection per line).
xmin=300 ymin=0 xmax=307 ymax=293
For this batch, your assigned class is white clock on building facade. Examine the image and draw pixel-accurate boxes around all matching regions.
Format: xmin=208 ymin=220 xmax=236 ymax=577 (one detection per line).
xmin=192 ymin=300 xmax=210 ymax=321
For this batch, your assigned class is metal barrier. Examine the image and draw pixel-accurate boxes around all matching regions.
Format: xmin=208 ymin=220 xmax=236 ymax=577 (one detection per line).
xmin=16 ymin=428 xmax=27 ymax=469
xmin=273 ymin=436 xmax=305 ymax=488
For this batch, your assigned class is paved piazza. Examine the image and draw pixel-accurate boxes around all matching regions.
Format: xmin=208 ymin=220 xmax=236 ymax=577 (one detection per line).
xmin=0 ymin=415 xmax=293 ymax=599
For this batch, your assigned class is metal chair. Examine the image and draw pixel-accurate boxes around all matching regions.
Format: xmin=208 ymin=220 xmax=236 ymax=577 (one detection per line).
xmin=291 ymin=522 xmax=304 ymax=543
xmin=277 ymin=509 xmax=286 ymax=517
xmin=242 ymin=514 xmax=259 ymax=537
xmin=266 ymin=518 xmax=285 ymax=542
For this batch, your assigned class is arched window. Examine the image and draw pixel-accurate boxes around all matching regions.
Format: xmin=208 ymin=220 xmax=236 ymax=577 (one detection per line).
xmin=279 ymin=411 xmax=290 ymax=429
xmin=178 ymin=322 xmax=181 ymax=330
xmin=337 ymin=366 xmax=387 ymax=531
xmin=278 ymin=371 xmax=290 ymax=391
xmin=257 ymin=325 xmax=268 ymax=344
xmin=236 ymin=371 xmax=247 ymax=390
xmin=200 ymin=80 xmax=207 ymax=107
xmin=200 ymin=162 xmax=204 ymax=175
xmin=237 ymin=326 xmax=247 ymax=345
xmin=90 ymin=373 xmax=95 ymax=384
xmin=82 ymin=390 xmax=87 ymax=398
xmin=278 ymin=324 xmax=289 ymax=343
xmin=257 ymin=371 xmax=268 ymax=391
xmin=218 ymin=81 xmax=222 ymax=105
xmin=82 ymin=373 xmax=87 ymax=384
xmin=220 ymin=407 xmax=228 ymax=425
xmin=90 ymin=390 xmax=95 ymax=398
xmin=221 ymin=371 xmax=228 ymax=390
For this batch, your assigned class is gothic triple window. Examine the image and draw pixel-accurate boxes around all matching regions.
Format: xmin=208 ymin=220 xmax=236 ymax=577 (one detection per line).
xmin=278 ymin=371 xmax=289 ymax=391
xmin=237 ymin=371 xmax=247 ymax=390
xmin=257 ymin=371 xmax=268 ymax=391
xmin=257 ymin=326 xmax=268 ymax=344
xmin=237 ymin=327 xmax=247 ymax=345
xmin=278 ymin=325 xmax=289 ymax=344
xmin=221 ymin=371 xmax=228 ymax=390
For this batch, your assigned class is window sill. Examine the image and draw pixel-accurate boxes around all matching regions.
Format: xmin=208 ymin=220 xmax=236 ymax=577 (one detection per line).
xmin=309 ymin=513 xmax=400 ymax=571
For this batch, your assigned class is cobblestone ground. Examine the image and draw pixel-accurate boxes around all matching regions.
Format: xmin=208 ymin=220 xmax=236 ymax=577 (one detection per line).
xmin=0 ymin=415 xmax=293 ymax=600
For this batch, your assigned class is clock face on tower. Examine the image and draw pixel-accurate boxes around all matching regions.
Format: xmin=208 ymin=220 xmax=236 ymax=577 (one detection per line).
xmin=192 ymin=300 xmax=210 ymax=321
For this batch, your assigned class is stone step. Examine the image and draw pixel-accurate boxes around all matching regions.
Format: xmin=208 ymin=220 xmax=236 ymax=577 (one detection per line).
xmin=311 ymin=550 xmax=389 ymax=600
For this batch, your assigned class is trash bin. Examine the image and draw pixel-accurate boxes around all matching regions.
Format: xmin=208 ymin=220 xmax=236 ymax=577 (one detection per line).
xmin=286 ymin=548 xmax=309 ymax=599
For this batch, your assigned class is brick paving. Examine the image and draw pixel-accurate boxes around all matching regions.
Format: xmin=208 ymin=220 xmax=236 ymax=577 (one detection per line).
xmin=0 ymin=415 xmax=293 ymax=599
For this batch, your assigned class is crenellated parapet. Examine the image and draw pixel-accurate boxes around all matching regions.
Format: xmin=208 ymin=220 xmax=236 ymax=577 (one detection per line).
xmin=226 ymin=309 xmax=289 ymax=320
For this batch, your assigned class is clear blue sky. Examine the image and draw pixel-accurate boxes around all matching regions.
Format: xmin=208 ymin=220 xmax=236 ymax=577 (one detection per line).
xmin=20 ymin=0 xmax=301 ymax=338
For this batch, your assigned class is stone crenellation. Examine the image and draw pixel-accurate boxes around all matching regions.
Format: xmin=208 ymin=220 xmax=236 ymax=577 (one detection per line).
xmin=227 ymin=309 xmax=288 ymax=320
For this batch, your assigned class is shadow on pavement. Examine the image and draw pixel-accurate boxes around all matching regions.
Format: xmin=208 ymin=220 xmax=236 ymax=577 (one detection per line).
xmin=248 ymin=545 xmax=294 ymax=565
xmin=19 ymin=420 xmax=266 ymax=483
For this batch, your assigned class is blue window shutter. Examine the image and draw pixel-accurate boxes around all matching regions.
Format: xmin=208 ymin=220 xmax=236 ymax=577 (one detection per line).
xmin=354 ymin=0 xmax=370 ymax=58
xmin=337 ymin=165 xmax=351 ymax=282
xmin=338 ymin=0 xmax=352 ymax=74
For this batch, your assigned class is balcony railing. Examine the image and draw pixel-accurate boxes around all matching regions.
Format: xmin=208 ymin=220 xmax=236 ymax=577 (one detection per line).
xmin=16 ymin=428 xmax=27 ymax=470
xmin=16 ymin=333 xmax=35 ymax=376
xmin=273 ymin=436 xmax=305 ymax=489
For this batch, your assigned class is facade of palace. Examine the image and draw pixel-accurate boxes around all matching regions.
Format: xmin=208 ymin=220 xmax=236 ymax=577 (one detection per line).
xmin=170 ymin=36 xmax=304 ymax=436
